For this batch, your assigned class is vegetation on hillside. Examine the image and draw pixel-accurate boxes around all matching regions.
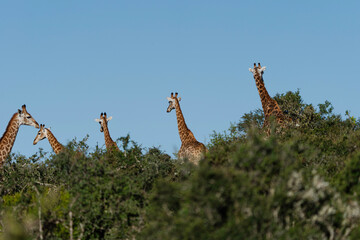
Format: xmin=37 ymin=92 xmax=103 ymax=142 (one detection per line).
xmin=1 ymin=90 xmax=360 ymax=239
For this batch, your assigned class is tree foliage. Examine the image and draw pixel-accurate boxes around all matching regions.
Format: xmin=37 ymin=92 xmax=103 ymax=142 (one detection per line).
xmin=1 ymin=91 xmax=360 ymax=239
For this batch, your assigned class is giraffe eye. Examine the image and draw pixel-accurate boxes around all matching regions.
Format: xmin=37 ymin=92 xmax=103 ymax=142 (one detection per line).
xmin=27 ymin=116 xmax=31 ymax=119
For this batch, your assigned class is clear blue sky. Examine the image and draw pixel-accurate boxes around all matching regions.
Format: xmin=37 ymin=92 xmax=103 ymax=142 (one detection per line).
xmin=1 ymin=1 xmax=359 ymax=157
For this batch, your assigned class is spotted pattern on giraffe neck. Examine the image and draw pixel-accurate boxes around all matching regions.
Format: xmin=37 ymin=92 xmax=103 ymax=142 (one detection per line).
xmin=252 ymin=66 xmax=287 ymax=132
xmin=0 ymin=113 xmax=21 ymax=167
xmin=174 ymin=98 xmax=197 ymax=145
xmin=45 ymin=129 xmax=64 ymax=154
xmin=102 ymin=123 xmax=119 ymax=151
xmin=254 ymin=71 xmax=272 ymax=116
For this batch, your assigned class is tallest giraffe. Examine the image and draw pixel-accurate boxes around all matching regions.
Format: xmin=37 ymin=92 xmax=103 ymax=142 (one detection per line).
xmin=249 ymin=63 xmax=287 ymax=130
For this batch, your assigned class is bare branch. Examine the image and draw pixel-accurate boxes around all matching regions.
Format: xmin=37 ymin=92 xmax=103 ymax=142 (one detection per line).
xmin=69 ymin=211 xmax=73 ymax=240
xmin=33 ymin=185 xmax=43 ymax=240
xmin=77 ymin=223 xmax=85 ymax=240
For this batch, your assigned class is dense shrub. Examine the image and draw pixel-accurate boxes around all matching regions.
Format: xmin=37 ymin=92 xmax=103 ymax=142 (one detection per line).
xmin=0 ymin=135 xmax=175 ymax=239
xmin=140 ymin=131 xmax=360 ymax=239
xmin=2 ymin=90 xmax=360 ymax=239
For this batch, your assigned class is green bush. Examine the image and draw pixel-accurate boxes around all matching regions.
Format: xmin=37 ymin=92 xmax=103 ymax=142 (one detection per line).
xmin=1 ymin=135 xmax=175 ymax=239
xmin=140 ymin=130 xmax=360 ymax=239
xmin=2 ymin=90 xmax=360 ymax=239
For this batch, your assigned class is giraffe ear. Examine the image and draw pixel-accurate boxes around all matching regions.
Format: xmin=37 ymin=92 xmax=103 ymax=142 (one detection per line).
xmin=177 ymin=97 xmax=181 ymax=102
xmin=166 ymin=97 xmax=172 ymax=101
xmin=260 ymin=66 xmax=266 ymax=72
xmin=249 ymin=68 xmax=255 ymax=73
xmin=95 ymin=118 xmax=101 ymax=122
xmin=107 ymin=116 xmax=113 ymax=121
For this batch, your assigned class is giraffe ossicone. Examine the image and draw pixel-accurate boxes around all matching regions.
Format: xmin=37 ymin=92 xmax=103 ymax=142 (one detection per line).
xmin=166 ymin=92 xmax=206 ymax=165
xmin=249 ymin=63 xmax=266 ymax=76
xmin=0 ymin=105 xmax=39 ymax=167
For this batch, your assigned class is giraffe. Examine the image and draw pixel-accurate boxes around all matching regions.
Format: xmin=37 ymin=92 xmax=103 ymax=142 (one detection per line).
xmin=167 ymin=92 xmax=207 ymax=165
xmin=0 ymin=105 xmax=39 ymax=167
xmin=33 ymin=124 xmax=64 ymax=154
xmin=249 ymin=63 xmax=289 ymax=134
xmin=95 ymin=112 xmax=120 ymax=152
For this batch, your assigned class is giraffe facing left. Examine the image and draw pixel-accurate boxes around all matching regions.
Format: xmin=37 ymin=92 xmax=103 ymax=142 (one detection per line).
xmin=33 ymin=124 xmax=64 ymax=154
xmin=0 ymin=105 xmax=39 ymax=167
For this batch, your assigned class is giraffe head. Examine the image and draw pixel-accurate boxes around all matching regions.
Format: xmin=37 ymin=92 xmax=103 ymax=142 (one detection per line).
xmin=95 ymin=112 xmax=112 ymax=132
xmin=33 ymin=124 xmax=47 ymax=145
xmin=166 ymin=92 xmax=181 ymax=113
xmin=17 ymin=104 xmax=39 ymax=128
xmin=249 ymin=62 xmax=266 ymax=79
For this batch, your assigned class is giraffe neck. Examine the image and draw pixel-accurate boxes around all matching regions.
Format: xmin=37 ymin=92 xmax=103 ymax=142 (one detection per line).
xmin=45 ymin=129 xmax=64 ymax=154
xmin=0 ymin=113 xmax=21 ymax=167
xmin=175 ymin=99 xmax=197 ymax=144
xmin=254 ymin=73 xmax=272 ymax=117
xmin=103 ymin=125 xmax=119 ymax=151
